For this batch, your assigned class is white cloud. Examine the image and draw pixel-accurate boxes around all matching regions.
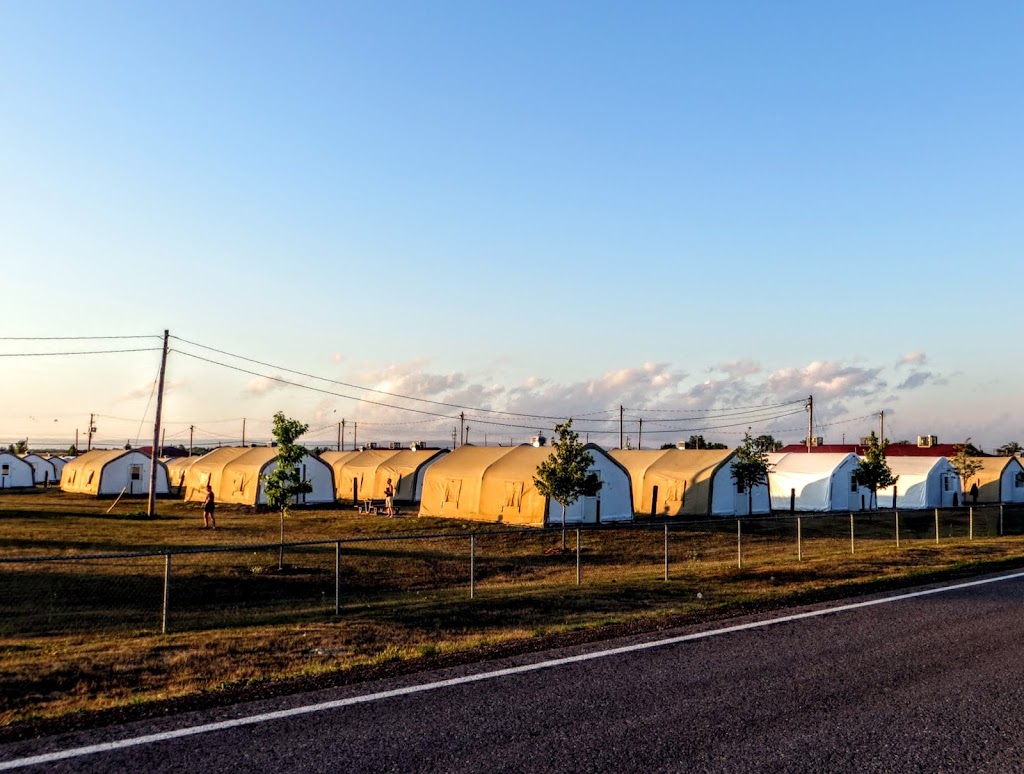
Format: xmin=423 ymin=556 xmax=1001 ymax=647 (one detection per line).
xmin=243 ymin=375 xmax=287 ymax=395
xmin=122 ymin=378 xmax=186 ymax=400
xmin=897 ymin=351 xmax=927 ymax=368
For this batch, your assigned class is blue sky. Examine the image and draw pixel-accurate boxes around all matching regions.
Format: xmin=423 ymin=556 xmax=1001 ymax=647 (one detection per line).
xmin=2 ymin=2 xmax=1021 ymax=451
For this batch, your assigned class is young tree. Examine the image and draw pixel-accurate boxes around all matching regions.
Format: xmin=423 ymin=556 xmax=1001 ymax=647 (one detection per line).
xmin=67 ymin=444 xmax=78 ymax=456
xmin=533 ymin=419 xmax=601 ymax=551
xmin=950 ymin=438 xmax=984 ymax=497
xmin=263 ymin=412 xmax=313 ymax=569
xmin=731 ymin=432 xmax=770 ymax=516
xmin=853 ymin=431 xmax=898 ymax=509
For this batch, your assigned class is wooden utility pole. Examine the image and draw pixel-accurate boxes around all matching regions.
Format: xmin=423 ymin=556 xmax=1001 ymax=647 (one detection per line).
xmin=353 ymin=422 xmax=358 ymax=448
xmin=806 ymin=395 xmax=814 ymax=452
xmin=241 ymin=418 xmax=246 ymax=447
xmin=337 ymin=422 xmax=341 ymax=451
xmin=459 ymin=412 xmax=465 ymax=447
xmin=879 ymin=410 xmax=885 ymax=442
xmin=619 ymin=405 xmax=624 ymax=450
xmin=638 ymin=418 xmax=643 ymax=450
xmin=87 ymin=413 xmax=95 ymax=451
xmin=341 ymin=419 xmax=346 ymax=451
xmin=189 ymin=425 xmax=194 ymax=457
xmin=148 ymin=329 xmax=169 ymax=518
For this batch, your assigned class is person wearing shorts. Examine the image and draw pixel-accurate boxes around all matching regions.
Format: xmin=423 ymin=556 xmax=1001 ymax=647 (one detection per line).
xmin=203 ymin=484 xmax=216 ymax=529
xmin=384 ymin=478 xmax=395 ymax=517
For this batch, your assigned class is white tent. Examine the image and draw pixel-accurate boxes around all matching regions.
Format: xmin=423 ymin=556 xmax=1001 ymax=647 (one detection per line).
xmin=45 ymin=455 xmax=67 ymax=481
xmin=0 ymin=453 xmax=35 ymax=489
xmin=21 ymin=454 xmax=57 ymax=485
xmin=767 ymin=453 xmax=871 ymax=512
xmin=61 ymin=450 xmax=170 ymax=496
xmin=876 ymin=456 xmax=961 ymax=509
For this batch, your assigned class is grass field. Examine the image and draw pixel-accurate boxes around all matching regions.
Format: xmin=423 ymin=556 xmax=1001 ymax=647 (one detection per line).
xmin=3 ymin=489 xmax=1024 ymax=731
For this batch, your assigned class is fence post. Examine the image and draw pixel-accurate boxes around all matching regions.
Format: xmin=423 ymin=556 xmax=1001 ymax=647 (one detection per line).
xmin=575 ymin=529 xmax=581 ymax=586
xmin=161 ymin=553 xmax=171 ymax=635
xmin=969 ymin=506 xmax=974 ymax=541
xmin=935 ymin=508 xmax=940 ymax=545
xmin=470 ymin=533 xmax=477 ymax=599
xmin=335 ymin=541 xmax=341 ymax=615
xmin=737 ymin=519 xmax=742 ymax=569
xmin=664 ymin=523 xmax=669 ymax=582
xmin=895 ymin=510 xmax=900 ymax=549
xmin=850 ymin=512 xmax=855 ymax=555
xmin=1000 ymin=505 xmax=1004 ymax=537
xmin=797 ymin=517 xmax=802 ymax=562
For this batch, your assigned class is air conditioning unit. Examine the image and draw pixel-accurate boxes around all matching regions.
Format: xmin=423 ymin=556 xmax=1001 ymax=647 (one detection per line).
xmin=388 ymin=442 xmax=402 ymax=450
xmin=859 ymin=437 xmax=873 ymax=446
xmin=810 ymin=437 xmax=824 ymax=447
xmin=368 ymin=442 xmax=379 ymax=449
xmin=917 ymin=435 xmax=937 ymax=448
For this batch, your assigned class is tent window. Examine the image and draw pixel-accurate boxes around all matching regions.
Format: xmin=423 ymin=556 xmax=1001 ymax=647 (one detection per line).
xmin=1 ymin=464 xmax=8 ymax=476
xmin=850 ymin=476 xmax=858 ymax=493
xmin=233 ymin=474 xmax=245 ymax=494
xmin=504 ymin=481 xmax=524 ymax=510
xmin=67 ymin=471 xmax=76 ymax=484
xmin=943 ymin=476 xmax=951 ymax=492
xmin=1015 ymin=472 xmax=1024 ymax=488
xmin=86 ymin=471 xmax=95 ymax=484
xmin=736 ymin=480 xmax=745 ymax=494
xmin=443 ymin=479 xmax=461 ymax=505
xmin=130 ymin=465 xmax=142 ymax=481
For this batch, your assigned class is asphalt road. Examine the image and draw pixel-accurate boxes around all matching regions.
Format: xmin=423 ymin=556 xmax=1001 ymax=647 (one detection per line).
xmin=5 ymin=571 xmax=1024 ymax=773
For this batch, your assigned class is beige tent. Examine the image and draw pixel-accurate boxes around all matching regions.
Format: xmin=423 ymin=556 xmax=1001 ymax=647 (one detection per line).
xmin=419 ymin=444 xmax=633 ymax=526
xmin=164 ymin=456 xmax=198 ymax=494
xmin=61 ymin=450 xmax=169 ymax=496
xmin=963 ymin=457 xmax=1024 ymax=504
xmin=323 ymin=448 xmax=448 ymax=502
xmin=183 ymin=447 xmax=335 ymax=506
xmin=610 ymin=448 xmax=771 ymax=517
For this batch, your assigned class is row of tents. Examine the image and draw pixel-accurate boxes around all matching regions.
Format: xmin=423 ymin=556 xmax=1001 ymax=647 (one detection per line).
xmin=0 ymin=453 xmax=69 ymax=488
xmin=6 ymin=445 xmax=1019 ymax=525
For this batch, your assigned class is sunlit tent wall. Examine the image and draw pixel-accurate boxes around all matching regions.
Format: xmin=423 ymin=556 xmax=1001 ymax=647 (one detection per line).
xmin=60 ymin=450 xmax=170 ymax=496
xmin=418 ymin=444 xmax=632 ymax=526
xmin=183 ymin=447 xmax=334 ymax=506
xmin=0 ymin=453 xmax=35 ymax=489
xmin=962 ymin=457 xmax=1024 ymax=504
xmin=21 ymin=454 xmax=57 ymax=485
xmin=610 ymin=449 xmax=770 ymax=517
xmin=323 ymin=448 xmax=449 ymax=502
xmin=164 ymin=456 xmax=198 ymax=494
xmin=875 ymin=456 xmax=962 ymax=509
xmin=767 ymin=453 xmax=871 ymax=512
xmin=319 ymin=451 xmax=362 ymax=499
xmin=45 ymin=455 xmax=66 ymax=481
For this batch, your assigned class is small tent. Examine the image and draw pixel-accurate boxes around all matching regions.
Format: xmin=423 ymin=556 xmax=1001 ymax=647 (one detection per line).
xmin=21 ymin=454 xmax=57 ymax=485
xmin=45 ymin=455 xmax=66 ymax=481
xmin=767 ymin=453 xmax=870 ymax=512
xmin=876 ymin=456 xmax=962 ymax=509
xmin=0 ymin=453 xmax=35 ymax=489
xmin=183 ymin=447 xmax=335 ymax=506
xmin=611 ymin=448 xmax=770 ymax=517
xmin=962 ymin=457 xmax=1024 ymax=505
xmin=322 ymin=448 xmax=448 ymax=502
xmin=61 ymin=450 xmax=170 ymax=496
xmin=419 ymin=444 xmax=632 ymax=526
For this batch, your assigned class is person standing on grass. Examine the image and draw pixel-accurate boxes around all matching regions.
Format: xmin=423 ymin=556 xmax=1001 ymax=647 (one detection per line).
xmin=203 ymin=484 xmax=216 ymax=529
xmin=384 ymin=478 xmax=395 ymax=517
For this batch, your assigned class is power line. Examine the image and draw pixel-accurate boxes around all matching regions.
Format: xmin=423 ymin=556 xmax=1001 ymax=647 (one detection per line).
xmin=0 ymin=348 xmax=161 ymax=357
xmin=0 ymin=335 xmax=159 ymax=341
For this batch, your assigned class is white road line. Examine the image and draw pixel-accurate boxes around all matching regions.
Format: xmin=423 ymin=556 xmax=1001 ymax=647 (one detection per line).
xmin=4 ymin=570 xmax=1023 ymax=771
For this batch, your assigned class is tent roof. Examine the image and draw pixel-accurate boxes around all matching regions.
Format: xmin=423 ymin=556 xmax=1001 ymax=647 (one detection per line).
xmin=768 ymin=452 xmax=856 ymax=473
xmin=884 ymin=456 xmax=950 ymax=476
xmin=422 ymin=445 xmax=517 ymax=480
xmin=969 ymin=456 xmax=1023 ymax=483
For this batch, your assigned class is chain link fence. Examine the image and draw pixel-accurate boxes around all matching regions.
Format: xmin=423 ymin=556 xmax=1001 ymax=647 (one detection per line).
xmin=2 ymin=504 xmax=1023 ymax=638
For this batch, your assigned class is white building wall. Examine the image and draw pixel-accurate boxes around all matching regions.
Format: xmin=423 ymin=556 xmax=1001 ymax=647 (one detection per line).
xmin=22 ymin=455 xmax=57 ymax=485
xmin=97 ymin=452 xmax=170 ymax=496
xmin=0 ymin=453 xmax=35 ymax=488
xmin=711 ymin=465 xmax=770 ymax=516
xmin=255 ymin=453 xmax=335 ymax=505
xmin=550 ymin=454 xmax=632 ymax=525
xmin=1005 ymin=459 xmax=1024 ymax=503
